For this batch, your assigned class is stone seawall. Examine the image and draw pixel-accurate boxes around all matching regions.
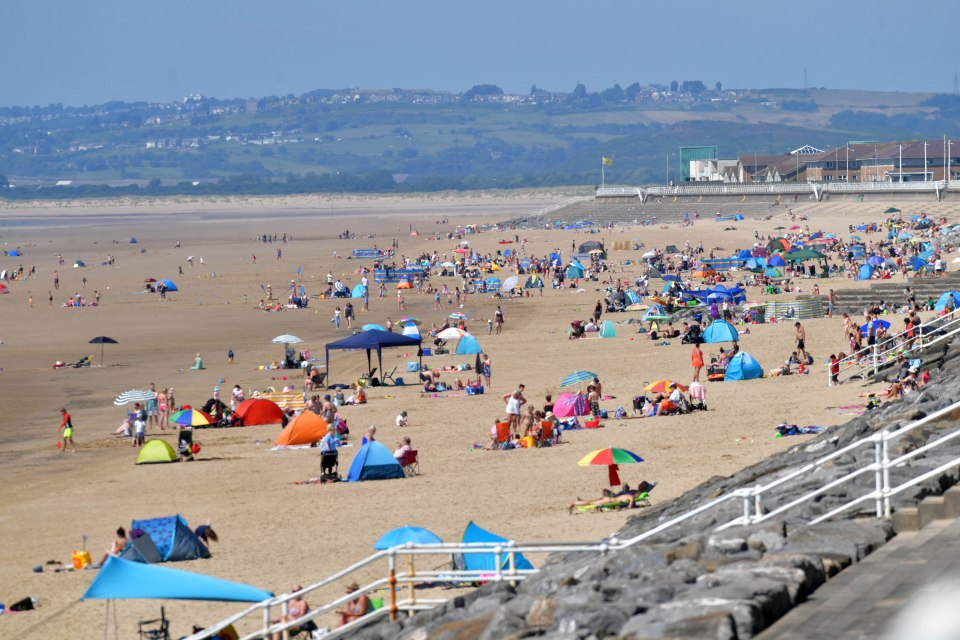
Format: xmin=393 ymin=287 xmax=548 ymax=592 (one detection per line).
xmin=355 ymin=338 xmax=960 ymax=639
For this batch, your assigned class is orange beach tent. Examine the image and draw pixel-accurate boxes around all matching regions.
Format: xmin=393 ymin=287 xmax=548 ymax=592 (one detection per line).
xmin=275 ymin=411 xmax=327 ymax=446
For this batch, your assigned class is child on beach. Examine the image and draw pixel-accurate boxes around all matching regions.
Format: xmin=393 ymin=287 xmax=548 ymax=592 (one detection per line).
xmin=59 ymin=408 xmax=77 ymax=452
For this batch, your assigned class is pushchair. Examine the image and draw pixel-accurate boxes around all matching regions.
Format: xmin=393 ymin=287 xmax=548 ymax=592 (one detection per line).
xmin=681 ymin=325 xmax=703 ymax=344
xmin=433 ymin=338 xmax=449 ymax=355
xmin=320 ymin=449 xmax=340 ymax=483
xmin=570 ymin=321 xmax=585 ymax=339
xmin=177 ymin=429 xmax=195 ymax=461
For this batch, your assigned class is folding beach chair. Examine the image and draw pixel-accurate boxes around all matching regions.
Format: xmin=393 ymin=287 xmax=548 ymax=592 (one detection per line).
xmin=401 ymin=450 xmax=420 ymax=477
xmin=381 ymin=366 xmax=398 ymax=385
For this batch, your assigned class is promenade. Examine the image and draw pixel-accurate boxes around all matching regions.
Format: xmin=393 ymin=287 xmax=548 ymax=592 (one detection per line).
xmin=758 ymin=517 xmax=960 ymax=639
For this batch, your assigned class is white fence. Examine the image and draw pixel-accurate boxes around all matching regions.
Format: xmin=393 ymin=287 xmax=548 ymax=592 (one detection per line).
xmin=189 ymin=395 xmax=960 ymax=640
xmin=589 ymin=181 xmax=957 ymax=203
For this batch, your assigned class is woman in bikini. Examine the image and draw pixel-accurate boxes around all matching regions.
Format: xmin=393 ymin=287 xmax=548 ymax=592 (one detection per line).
xmin=271 ymin=586 xmax=309 ymax=640
xmin=157 ymin=387 xmax=169 ymax=426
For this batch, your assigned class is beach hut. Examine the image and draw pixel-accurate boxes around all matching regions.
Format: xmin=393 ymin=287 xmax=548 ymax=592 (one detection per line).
xmin=136 ymin=440 xmax=177 ymax=464
xmin=119 ymin=515 xmax=210 ymax=564
xmin=275 ymin=411 xmax=327 ymax=446
xmin=724 ymin=352 xmax=763 ymax=381
xmin=347 ymin=441 xmax=405 ymax=482
xmin=233 ymin=399 xmax=284 ymax=426
xmin=458 ymin=522 xmax=533 ymax=573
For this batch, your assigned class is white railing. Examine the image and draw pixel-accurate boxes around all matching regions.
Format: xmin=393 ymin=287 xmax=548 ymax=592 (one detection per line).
xmin=833 ymin=307 xmax=960 ymax=385
xmin=529 ymin=196 xmax=593 ymax=217
xmin=718 ymin=399 xmax=960 ymax=530
xmin=645 ymin=183 xmax=815 ymax=196
xmin=595 ymin=187 xmax=641 ymax=197
xmin=191 ymin=397 xmax=960 ymax=640
xmin=824 ymin=181 xmax=945 ymax=193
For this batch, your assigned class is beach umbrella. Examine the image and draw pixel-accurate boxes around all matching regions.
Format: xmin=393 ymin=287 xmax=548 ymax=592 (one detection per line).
xmin=436 ymin=327 xmax=469 ymax=340
xmin=866 ymin=255 xmax=885 ymax=266
xmin=885 ymin=207 xmax=902 ymax=214
xmin=560 ymin=370 xmax=598 ymax=388
xmin=362 ymin=323 xmax=387 ymax=332
xmin=702 ymin=320 xmax=740 ymax=343
xmin=768 ymin=255 xmax=786 ymax=267
xmin=578 ymin=447 xmax=644 ymax=487
xmin=500 ymin=275 xmax=519 ymax=292
xmin=114 ymin=389 xmax=157 ymax=406
xmin=553 ymin=393 xmax=590 ymax=418
xmin=89 ymin=336 xmax=118 ymax=366
xmin=398 ymin=317 xmax=421 ymax=326
xmin=644 ymin=380 xmax=688 ymax=394
xmin=448 ymin=312 xmax=469 ymax=321
xmin=401 ymin=324 xmax=421 ymax=338
xmin=271 ymin=335 xmax=303 ymax=344
xmin=169 ymin=408 xmax=214 ymax=427
xmin=859 ymin=320 xmax=891 ymax=336
xmin=374 ymin=525 xmax=442 ymax=550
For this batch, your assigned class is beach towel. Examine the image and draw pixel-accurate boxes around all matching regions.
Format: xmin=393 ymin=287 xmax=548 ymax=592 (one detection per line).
xmin=775 ymin=425 xmax=824 ymax=437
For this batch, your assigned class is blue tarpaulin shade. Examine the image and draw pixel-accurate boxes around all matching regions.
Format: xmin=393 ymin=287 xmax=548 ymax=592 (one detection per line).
xmin=325 ymin=330 xmax=421 ymax=385
xmin=459 ymin=522 xmax=533 ymax=573
xmin=347 ymin=441 xmax=405 ymax=482
xmin=82 ymin=556 xmax=273 ymax=602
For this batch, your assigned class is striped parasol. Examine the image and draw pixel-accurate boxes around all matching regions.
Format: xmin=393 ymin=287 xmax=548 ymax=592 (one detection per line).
xmin=644 ymin=380 xmax=688 ymax=394
xmin=169 ymin=408 xmax=214 ymax=427
xmin=114 ymin=389 xmax=157 ymax=406
xmin=560 ymin=370 xmax=598 ymax=388
xmin=578 ymin=447 xmax=645 ymax=486
xmin=500 ymin=275 xmax=519 ymax=292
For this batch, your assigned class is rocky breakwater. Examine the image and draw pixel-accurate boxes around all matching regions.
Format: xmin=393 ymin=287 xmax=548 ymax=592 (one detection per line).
xmin=356 ymin=339 xmax=960 ymax=639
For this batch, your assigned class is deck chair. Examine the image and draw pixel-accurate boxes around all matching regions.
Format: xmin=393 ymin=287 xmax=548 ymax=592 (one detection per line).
xmin=139 ymin=606 xmax=170 ymax=640
xmin=537 ymin=421 xmax=557 ymax=446
xmin=381 ymin=366 xmax=398 ymax=385
xmin=494 ymin=422 xmax=510 ymax=445
xmin=401 ymin=450 xmax=420 ymax=477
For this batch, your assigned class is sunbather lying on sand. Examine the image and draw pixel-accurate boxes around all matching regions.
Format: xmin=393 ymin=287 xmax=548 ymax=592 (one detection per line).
xmin=567 ymin=482 xmax=655 ymax=514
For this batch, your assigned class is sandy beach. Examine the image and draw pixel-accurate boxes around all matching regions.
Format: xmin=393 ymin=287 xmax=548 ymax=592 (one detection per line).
xmin=0 ymin=192 xmax=948 ymax=638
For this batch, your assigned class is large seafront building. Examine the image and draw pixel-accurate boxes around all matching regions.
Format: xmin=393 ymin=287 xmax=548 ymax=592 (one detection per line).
xmin=695 ymin=139 xmax=958 ymax=184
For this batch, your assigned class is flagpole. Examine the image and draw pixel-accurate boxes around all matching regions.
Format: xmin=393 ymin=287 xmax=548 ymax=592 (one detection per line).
xmin=601 ymin=159 xmax=605 ymax=188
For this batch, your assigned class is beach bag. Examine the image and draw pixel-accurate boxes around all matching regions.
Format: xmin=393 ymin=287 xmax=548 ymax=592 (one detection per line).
xmin=406 ymin=362 xmax=420 ymax=372
xmin=614 ymin=406 xmax=626 ymax=420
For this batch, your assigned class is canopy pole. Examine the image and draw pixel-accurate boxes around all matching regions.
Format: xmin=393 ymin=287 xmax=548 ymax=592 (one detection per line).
xmin=103 ymin=600 xmax=109 ymax=640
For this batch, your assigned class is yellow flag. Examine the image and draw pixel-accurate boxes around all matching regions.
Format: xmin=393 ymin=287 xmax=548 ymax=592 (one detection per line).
xmin=602 ymin=157 xmax=613 ymax=165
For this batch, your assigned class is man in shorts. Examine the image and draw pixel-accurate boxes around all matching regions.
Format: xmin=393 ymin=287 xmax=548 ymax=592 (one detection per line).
xmin=60 ymin=408 xmax=77 ymax=452
xmin=795 ymin=322 xmax=807 ymax=362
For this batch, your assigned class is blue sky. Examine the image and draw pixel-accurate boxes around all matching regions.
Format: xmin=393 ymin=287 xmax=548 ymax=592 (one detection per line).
xmin=3 ymin=0 xmax=955 ymax=106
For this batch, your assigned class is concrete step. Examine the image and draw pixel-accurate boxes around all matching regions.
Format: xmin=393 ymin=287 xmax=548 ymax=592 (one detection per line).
xmin=891 ymin=507 xmax=919 ymax=533
xmin=942 ymin=485 xmax=960 ymax=518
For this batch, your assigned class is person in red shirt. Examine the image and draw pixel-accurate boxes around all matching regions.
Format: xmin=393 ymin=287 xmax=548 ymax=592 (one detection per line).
xmin=829 ymin=355 xmax=840 ymax=386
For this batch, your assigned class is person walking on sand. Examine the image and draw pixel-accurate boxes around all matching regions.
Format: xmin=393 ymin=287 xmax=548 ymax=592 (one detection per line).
xmin=482 ymin=353 xmax=492 ymax=387
xmin=494 ymin=305 xmax=504 ymax=334
xmin=59 ymin=407 xmax=77 ymax=452
xmin=795 ymin=322 xmax=807 ymax=362
xmin=691 ymin=343 xmax=704 ymax=382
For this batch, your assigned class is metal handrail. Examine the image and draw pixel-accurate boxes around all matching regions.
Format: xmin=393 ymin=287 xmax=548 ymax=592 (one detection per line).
xmin=191 ymin=398 xmax=960 ymax=640
xmin=832 ymin=307 xmax=960 ymax=385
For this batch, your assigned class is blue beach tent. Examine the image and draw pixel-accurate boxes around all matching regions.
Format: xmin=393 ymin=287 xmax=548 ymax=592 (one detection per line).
xmin=857 ymin=264 xmax=875 ymax=281
xmin=935 ymin=291 xmax=960 ymax=311
xmin=351 ymin=284 xmax=367 ymax=298
xmin=702 ymin=320 xmax=740 ymax=343
xmin=160 ymin=278 xmax=178 ymax=292
xmin=119 ymin=515 xmax=210 ymax=563
xmin=459 ymin=522 xmax=534 ymax=573
xmin=82 ymin=556 xmax=273 ymax=602
xmin=129 ymin=237 xmax=138 ymax=244
xmin=724 ymin=352 xmax=763 ymax=381
xmin=455 ymin=334 xmax=482 ymax=355
xmin=8 ymin=250 xmax=21 ymax=256
xmin=347 ymin=441 xmax=405 ymax=482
